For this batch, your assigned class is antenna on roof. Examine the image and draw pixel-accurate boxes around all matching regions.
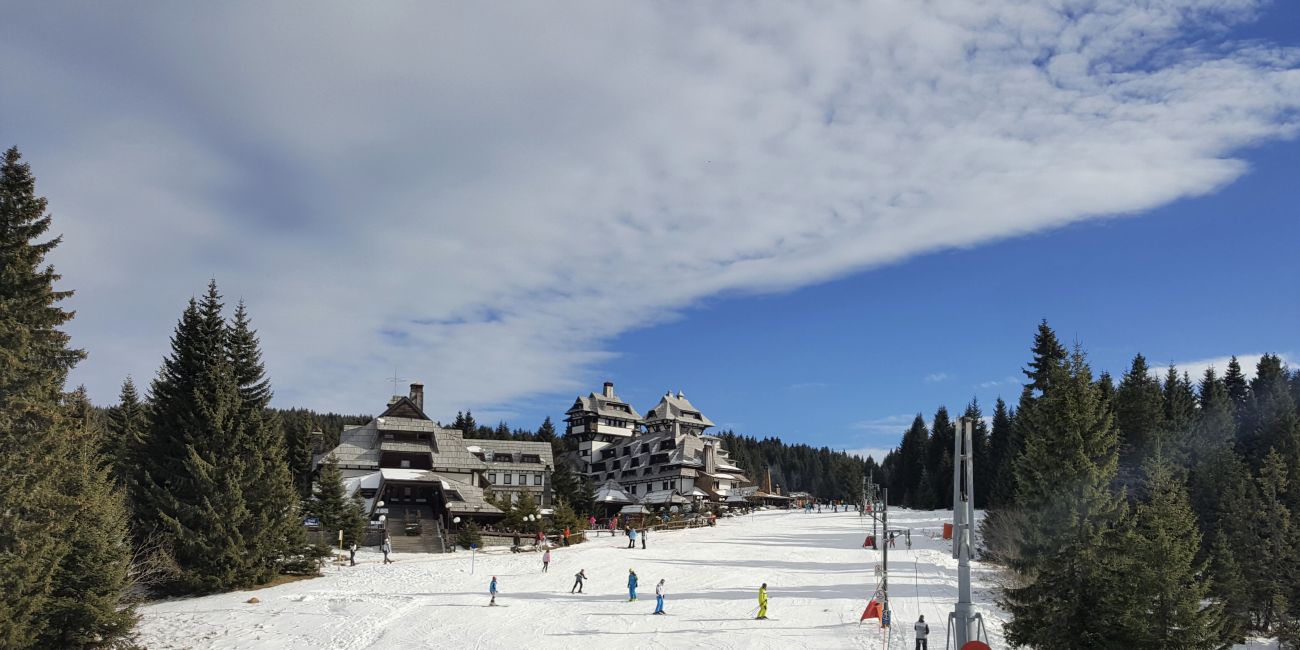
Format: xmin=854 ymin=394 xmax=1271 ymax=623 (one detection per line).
xmin=387 ymin=368 xmax=405 ymax=396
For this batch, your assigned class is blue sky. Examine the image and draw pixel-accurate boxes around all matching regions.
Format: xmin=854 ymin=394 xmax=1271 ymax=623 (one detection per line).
xmin=1 ymin=2 xmax=1297 ymax=460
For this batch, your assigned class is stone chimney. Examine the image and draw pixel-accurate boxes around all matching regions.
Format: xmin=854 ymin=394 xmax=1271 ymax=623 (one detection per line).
xmin=409 ymin=382 xmax=424 ymax=410
xmin=603 ymin=381 xmax=614 ymax=399
xmin=704 ymin=442 xmax=717 ymax=474
xmin=309 ymin=429 xmax=325 ymax=455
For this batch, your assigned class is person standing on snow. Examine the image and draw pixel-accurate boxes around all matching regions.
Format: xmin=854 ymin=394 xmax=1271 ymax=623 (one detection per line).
xmin=914 ymin=614 xmax=929 ymax=649
xmin=489 ymin=576 xmax=499 ymax=606
xmin=542 ymin=549 xmax=551 ymax=572
xmin=653 ymin=579 xmax=666 ymax=615
xmin=756 ymin=583 xmax=768 ymax=619
xmin=627 ymin=569 xmax=639 ymax=601
xmin=627 ymin=528 xmax=638 ymax=549
xmin=348 ymin=541 xmax=357 ymax=566
xmin=640 ymin=527 xmax=647 ymax=549
xmin=571 ymin=569 xmax=588 ymax=593
xmin=381 ymin=536 xmax=393 ymax=564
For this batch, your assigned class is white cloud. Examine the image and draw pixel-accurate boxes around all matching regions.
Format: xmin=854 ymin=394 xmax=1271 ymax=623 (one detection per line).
xmin=844 ymin=448 xmax=895 ymax=464
xmin=924 ymin=372 xmax=951 ymax=383
xmin=850 ymin=414 xmax=919 ymax=436
xmin=977 ymin=376 xmax=1021 ymax=389
xmin=1150 ymin=353 xmax=1295 ymax=383
xmin=2 ymin=2 xmax=1298 ymax=415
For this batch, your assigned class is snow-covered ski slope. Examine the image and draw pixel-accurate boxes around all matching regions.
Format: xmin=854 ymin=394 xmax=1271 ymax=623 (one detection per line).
xmin=139 ymin=509 xmax=1009 ymax=649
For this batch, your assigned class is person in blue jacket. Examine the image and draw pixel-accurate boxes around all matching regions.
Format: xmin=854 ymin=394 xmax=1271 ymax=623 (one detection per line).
xmin=489 ymin=576 xmax=498 ymax=606
xmin=627 ymin=569 xmax=638 ymax=601
xmin=627 ymin=528 xmax=638 ymax=549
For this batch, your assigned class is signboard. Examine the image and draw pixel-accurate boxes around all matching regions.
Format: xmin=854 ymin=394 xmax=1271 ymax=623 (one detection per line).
xmin=304 ymin=517 xmax=320 ymax=527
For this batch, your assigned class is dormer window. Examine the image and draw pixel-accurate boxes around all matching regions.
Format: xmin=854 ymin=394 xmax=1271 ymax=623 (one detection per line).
xmin=493 ymin=453 xmax=513 ymax=462
xmin=521 ymin=454 xmax=542 ymax=464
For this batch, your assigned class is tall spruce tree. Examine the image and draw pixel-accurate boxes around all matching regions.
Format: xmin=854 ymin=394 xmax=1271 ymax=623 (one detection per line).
xmin=1223 ymin=356 xmax=1250 ymax=427
xmin=550 ymin=460 xmax=580 ymax=509
xmin=0 ymin=147 xmax=134 ymax=647
xmin=964 ymin=399 xmax=992 ymax=509
xmin=1004 ymin=346 xmax=1134 ymax=648
xmin=282 ymin=409 xmax=316 ymax=499
xmin=927 ymin=406 xmax=956 ymax=510
xmin=1208 ymin=529 xmax=1249 ymax=645
xmin=37 ymin=389 xmax=137 ymax=648
xmin=226 ymin=300 xmax=304 ymax=582
xmin=1115 ymin=353 xmax=1166 ymax=471
xmin=987 ymin=398 xmax=1018 ymax=508
xmin=106 ymin=377 xmax=147 ymax=489
xmin=1244 ymin=450 xmax=1293 ymax=633
xmin=1240 ymin=354 xmax=1299 ymax=477
xmin=1128 ymin=456 xmax=1220 ymax=649
xmin=1162 ymin=367 xmax=1197 ymax=464
xmin=896 ymin=414 xmax=929 ymax=508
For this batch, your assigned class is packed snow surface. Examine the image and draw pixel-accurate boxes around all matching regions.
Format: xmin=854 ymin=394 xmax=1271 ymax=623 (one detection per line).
xmin=139 ymin=509 xmax=1010 ymax=649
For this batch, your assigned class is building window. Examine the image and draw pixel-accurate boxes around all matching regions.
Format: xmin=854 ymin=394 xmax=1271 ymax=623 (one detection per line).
xmin=521 ymin=454 xmax=541 ymax=464
xmin=494 ymin=453 xmax=513 ymax=462
xmin=622 ymin=446 xmax=630 ymax=456
xmin=663 ymin=481 xmax=670 ymax=490
xmin=504 ymin=474 xmax=512 ymax=485
xmin=400 ymin=459 xmax=411 ymax=468
xmin=534 ymin=474 xmax=542 ymax=486
xmin=629 ymin=484 xmax=637 ymax=494
xmin=517 ymin=474 xmax=525 ymax=485
xmin=489 ymin=473 xmax=497 ymax=484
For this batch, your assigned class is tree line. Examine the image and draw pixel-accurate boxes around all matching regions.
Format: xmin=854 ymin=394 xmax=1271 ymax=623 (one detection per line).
xmin=875 ymin=321 xmax=1300 ymax=648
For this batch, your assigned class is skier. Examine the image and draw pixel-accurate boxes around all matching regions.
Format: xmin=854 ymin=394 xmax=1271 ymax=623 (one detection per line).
xmin=756 ymin=583 xmax=768 ymax=619
xmin=608 ymin=518 xmax=617 ymax=537
xmin=640 ymin=527 xmax=647 ymax=549
xmin=627 ymin=528 xmax=638 ymax=549
xmin=653 ymin=579 xmax=666 ymax=615
xmin=914 ymin=614 xmax=929 ymax=649
xmin=489 ymin=576 xmax=498 ymax=606
xmin=627 ymin=569 xmax=638 ymax=601
xmin=381 ymin=536 xmax=393 ymax=564
xmin=542 ymin=549 xmax=551 ymax=572
xmin=571 ymin=569 xmax=588 ymax=594
xmin=348 ymin=541 xmax=357 ymax=567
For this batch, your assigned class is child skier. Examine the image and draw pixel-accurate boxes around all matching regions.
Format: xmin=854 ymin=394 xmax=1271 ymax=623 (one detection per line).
xmin=489 ymin=576 xmax=499 ymax=606
xmin=757 ymin=583 xmax=768 ymax=619
xmin=627 ymin=569 xmax=638 ymax=601
xmin=542 ymin=549 xmax=551 ymax=572
xmin=571 ymin=569 xmax=587 ymax=594
xmin=653 ymin=579 xmax=666 ymax=614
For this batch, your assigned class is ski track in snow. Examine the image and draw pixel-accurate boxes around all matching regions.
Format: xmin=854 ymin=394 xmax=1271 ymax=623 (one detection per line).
xmin=137 ymin=510 xmax=1012 ymax=649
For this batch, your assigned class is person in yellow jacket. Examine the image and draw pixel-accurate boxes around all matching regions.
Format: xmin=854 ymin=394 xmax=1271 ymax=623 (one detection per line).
xmin=756 ymin=583 xmax=769 ymax=620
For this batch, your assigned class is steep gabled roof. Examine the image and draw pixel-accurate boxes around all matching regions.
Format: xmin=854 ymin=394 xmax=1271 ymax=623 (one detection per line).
xmin=643 ymin=391 xmax=715 ymax=428
xmin=566 ymin=390 xmax=644 ymax=422
xmin=379 ymin=395 xmax=431 ymax=421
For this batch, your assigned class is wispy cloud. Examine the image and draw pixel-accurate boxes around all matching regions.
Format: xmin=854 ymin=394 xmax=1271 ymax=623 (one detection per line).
xmin=850 ymin=414 xmax=917 ymax=436
xmin=924 ymin=372 xmax=951 ymax=383
xmin=977 ymin=376 xmax=1021 ymax=389
xmin=4 ymin=3 xmax=1298 ymax=415
xmin=1150 ymin=353 xmax=1295 ymax=383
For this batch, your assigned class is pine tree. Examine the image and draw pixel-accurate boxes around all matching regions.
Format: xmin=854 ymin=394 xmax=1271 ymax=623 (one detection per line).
xmin=106 ymin=377 xmax=148 ymax=489
xmin=1240 ymin=354 xmax=1299 ymax=476
xmin=1004 ymin=346 xmax=1134 ymax=648
xmin=308 ymin=455 xmax=366 ymax=546
xmin=537 ymin=416 xmax=557 ymax=449
xmin=1162 ymin=367 xmax=1197 ymax=464
xmin=137 ymin=284 xmax=253 ymax=593
xmin=987 ymin=398 xmax=1018 ymax=508
xmin=550 ymin=461 xmax=580 ymax=510
xmin=963 ymin=400 xmax=992 ymax=509
xmin=1208 ymin=530 xmax=1249 ymax=645
xmin=282 ymin=409 xmax=316 ymax=499
xmin=897 ymin=414 xmax=929 ymax=508
xmin=927 ymin=407 xmax=956 ymax=510
xmin=0 ymin=146 xmax=128 ymax=647
xmin=37 ymin=389 xmax=137 ymax=648
xmin=226 ymin=301 xmax=304 ymax=582
xmin=1115 ymin=353 xmax=1166 ymax=471
xmin=1223 ymin=356 xmax=1250 ymax=426
xmin=1023 ymin=320 xmax=1068 ymax=395
xmin=1244 ymin=450 xmax=1292 ymax=633
xmin=1128 ymin=456 xmax=1220 ymax=649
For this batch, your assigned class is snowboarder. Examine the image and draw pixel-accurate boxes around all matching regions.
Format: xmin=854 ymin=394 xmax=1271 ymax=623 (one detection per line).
xmin=914 ymin=614 xmax=929 ymax=649
xmin=348 ymin=541 xmax=357 ymax=566
xmin=653 ymin=579 xmax=666 ymax=614
xmin=627 ymin=528 xmax=638 ymax=549
xmin=571 ymin=569 xmax=588 ymax=594
xmin=489 ymin=576 xmax=498 ymax=606
xmin=627 ymin=569 xmax=638 ymax=601
xmin=381 ymin=536 xmax=393 ymax=564
xmin=542 ymin=549 xmax=551 ymax=572
xmin=756 ymin=583 xmax=768 ymax=619
xmin=640 ymin=527 xmax=647 ymax=549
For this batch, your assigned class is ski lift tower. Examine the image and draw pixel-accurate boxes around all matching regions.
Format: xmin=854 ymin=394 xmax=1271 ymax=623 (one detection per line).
xmin=948 ymin=417 xmax=988 ymax=649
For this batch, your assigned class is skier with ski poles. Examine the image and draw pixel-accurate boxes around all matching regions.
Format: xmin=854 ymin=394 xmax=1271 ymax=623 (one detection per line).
xmin=571 ymin=569 xmax=588 ymax=593
xmin=756 ymin=583 xmax=768 ymax=619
